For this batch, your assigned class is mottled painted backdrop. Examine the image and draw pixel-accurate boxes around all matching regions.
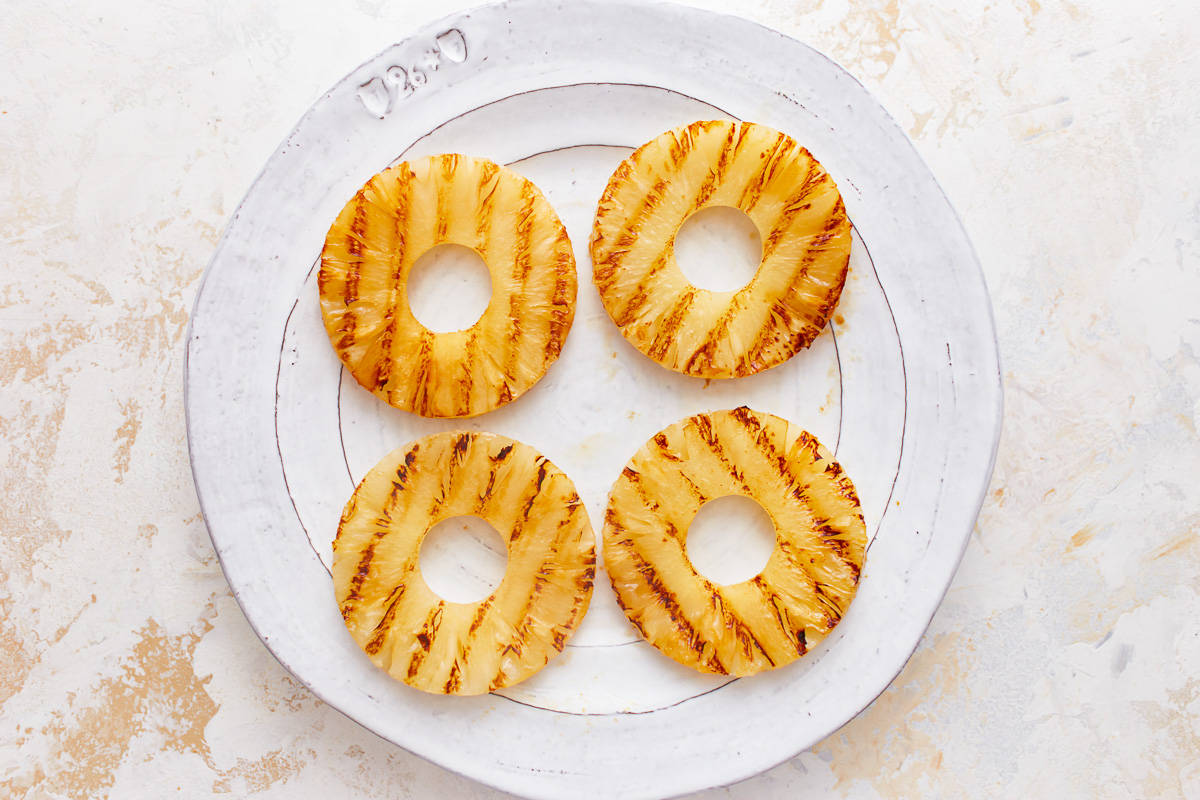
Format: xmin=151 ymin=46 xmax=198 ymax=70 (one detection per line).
xmin=2 ymin=0 xmax=1198 ymax=797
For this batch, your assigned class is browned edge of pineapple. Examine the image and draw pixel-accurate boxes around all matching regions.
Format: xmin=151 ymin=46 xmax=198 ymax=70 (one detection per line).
xmin=333 ymin=430 xmax=596 ymax=695
xmin=319 ymin=154 xmax=578 ymax=419
xmin=602 ymin=407 xmax=866 ymax=676
xmin=590 ymin=120 xmax=851 ymax=379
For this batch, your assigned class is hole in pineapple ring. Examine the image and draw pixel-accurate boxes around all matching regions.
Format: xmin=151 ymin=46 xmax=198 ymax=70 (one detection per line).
xmin=418 ymin=515 xmax=509 ymax=603
xmin=685 ymin=495 xmax=777 ymax=586
xmin=673 ymin=205 xmax=763 ymax=293
xmin=407 ymin=243 xmax=493 ymax=333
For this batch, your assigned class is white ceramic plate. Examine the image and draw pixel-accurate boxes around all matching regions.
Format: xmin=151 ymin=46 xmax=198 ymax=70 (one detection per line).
xmin=185 ymin=1 xmax=1002 ymax=797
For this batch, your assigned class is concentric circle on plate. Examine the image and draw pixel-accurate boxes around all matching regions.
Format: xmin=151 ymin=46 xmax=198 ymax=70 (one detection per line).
xmin=334 ymin=431 xmax=595 ymax=695
xmin=603 ymin=408 xmax=866 ymax=676
xmin=318 ymin=154 xmax=577 ymax=418
xmin=591 ymin=120 xmax=851 ymax=378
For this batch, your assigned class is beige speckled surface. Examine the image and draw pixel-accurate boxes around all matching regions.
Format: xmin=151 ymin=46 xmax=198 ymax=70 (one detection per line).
xmin=2 ymin=0 xmax=1198 ymax=797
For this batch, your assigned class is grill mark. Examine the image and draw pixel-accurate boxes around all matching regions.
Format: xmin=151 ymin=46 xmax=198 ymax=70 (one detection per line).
xmin=678 ymin=470 xmax=709 ymax=504
xmin=545 ymin=235 xmax=573 ymax=365
xmin=735 ymin=132 xmax=789 ymax=216
xmin=729 ymin=121 xmax=754 ymax=166
xmin=340 ymin=513 xmax=393 ymax=612
xmin=759 ymin=164 xmax=819 ymax=261
xmin=812 ymin=581 xmax=844 ymax=628
xmin=797 ymin=431 xmax=822 ymax=460
xmin=373 ymin=168 xmax=412 ymax=390
xmin=467 ymin=598 xmax=493 ymax=636
xmin=452 ymin=432 xmax=472 ymax=462
xmin=593 ymin=259 xmax=618 ymax=291
xmin=692 ymin=121 xmax=739 ymax=209
xmin=754 ymin=576 xmax=806 ymax=655
xmin=609 ymin=576 xmax=656 ymax=643
xmin=647 ymin=288 xmax=696 ymax=361
xmin=598 ymin=170 xmax=669 ymax=311
xmin=710 ymin=589 xmax=775 ymax=666
xmin=435 ymin=154 xmax=455 ymax=241
xmin=618 ymin=466 xmax=672 ymax=528
xmin=684 ymin=295 xmax=742 ymax=376
xmin=431 ymin=434 xmax=471 ymax=518
xmin=342 ymin=473 xmax=404 ymax=613
xmin=621 ymin=545 xmax=725 ymax=673
xmin=333 ymin=503 xmax=359 ymax=552
xmin=762 ymin=191 xmax=845 ymax=265
xmin=344 ymin=193 xmax=367 ymax=304
xmin=406 ymin=603 xmax=444 ymax=680
xmin=610 ymin=255 xmax=664 ymax=328
xmin=317 ymin=261 xmax=332 ymax=297
xmin=340 ymin=534 xmax=379 ymax=611
xmin=687 ymin=413 xmax=750 ymax=493
xmin=833 ymin=474 xmax=864 ymax=510
xmin=735 ymin=296 xmax=804 ymax=378
xmin=493 ymin=565 xmax=556 ymax=687
xmin=737 ymin=167 xmax=768 ymax=213
xmin=460 ymin=329 xmax=478 ymax=416
xmin=635 ymin=430 xmax=707 ymax=503
xmin=664 ymin=127 xmax=696 ymax=171
xmin=475 ymin=160 xmax=500 ymax=246
xmin=814 ymin=520 xmax=863 ymax=583
xmin=363 ymin=578 xmax=409 ymax=654
xmin=502 ymin=189 xmax=537 ymax=384
xmin=776 ymin=536 xmax=839 ymax=625
xmin=627 ymin=177 xmax=668 ymax=231
xmin=408 ymin=333 xmax=434 ymax=415
xmin=727 ymin=406 xmax=799 ymax=487
xmin=759 ymin=133 xmax=792 ymax=189
xmin=452 ymin=597 xmax=496 ymax=683
xmin=577 ymin=563 xmax=595 ymax=595
xmin=788 ymin=161 xmax=828 ymax=209
xmin=337 ymin=193 xmax=368 ymax=349
xmin=652 ymin=432 xmax=681 ymax=462
xmin=477 ymin=465 xmax=497 ymax=513
xmin=508 ymin=459 xmax=549 ymax=545
xmin=443 ymin=660 xmax=461 ymax=694
xmin=514 ymin=189 xmax=537 ymax=284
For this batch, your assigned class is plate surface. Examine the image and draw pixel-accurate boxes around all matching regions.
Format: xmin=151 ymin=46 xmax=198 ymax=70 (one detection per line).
xmin=185 ymin=1 xmax=1002 ymax=797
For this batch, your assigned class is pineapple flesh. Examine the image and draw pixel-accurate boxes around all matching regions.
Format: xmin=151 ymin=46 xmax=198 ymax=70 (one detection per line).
xmin=591 ymin=120 xmax=851 ymax=379
xmin=319 ymin=154 xmax=577 ymax=418
xmin=603 ymin=407 xmax=865 ymax=676
xmin=333 ymin=431 xmax=595 ymax=695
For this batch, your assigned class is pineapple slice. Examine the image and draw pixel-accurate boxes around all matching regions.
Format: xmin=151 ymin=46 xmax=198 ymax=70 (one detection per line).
xmin=319 ymin=154 xmax=577 ymax=418
xmin=591 ymin=120 xmax=851 ymax=378
xmin=603 ymin=408 xmax=865 ymax=676
xmin=334 ymin=431 xmax=595 ymax=695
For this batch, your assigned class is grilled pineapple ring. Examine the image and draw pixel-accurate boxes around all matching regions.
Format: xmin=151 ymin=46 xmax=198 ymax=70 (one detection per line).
xmin=334 ymin=431 xmax=595 ymax=695
xmin=603 ymin=408 xmax=865 ymax=676
xmin=591 ymin=120 xmax=851 ymax=378
xmin=319 ymin=154 xmax=577 ymax=418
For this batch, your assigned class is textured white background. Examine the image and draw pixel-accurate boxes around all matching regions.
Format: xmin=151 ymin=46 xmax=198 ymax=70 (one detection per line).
xmin=2 ymin=0 xmax=1199 ymax=797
